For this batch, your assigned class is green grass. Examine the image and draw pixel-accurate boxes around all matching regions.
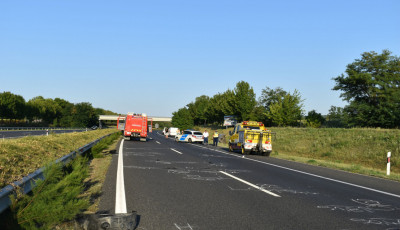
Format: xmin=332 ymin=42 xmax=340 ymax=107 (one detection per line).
xmin=269 ymin=127 xmax=399 ymax=174
xmin=91 ymin=132 xmax=121 ymax=158
xmin=0 ymin=131 xmax=122 ymax=230
xmin=0 ymin=129 xmax=118 ymax=188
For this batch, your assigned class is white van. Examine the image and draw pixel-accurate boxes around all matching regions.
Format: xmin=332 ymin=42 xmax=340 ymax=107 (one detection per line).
xmin=167 ymin=127 xmax=180 ymax=137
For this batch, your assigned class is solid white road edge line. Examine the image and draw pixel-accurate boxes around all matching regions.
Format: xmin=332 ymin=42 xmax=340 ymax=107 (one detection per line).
xmin=219 ymin=171 xmax=281 ymax=197
xmin=171 ymin=148 xmax=183 ymax=154
xmin=189 ymin=145 xmax=400 ymax=199
xmin=115 ymin=139 xmax=127 ymax=214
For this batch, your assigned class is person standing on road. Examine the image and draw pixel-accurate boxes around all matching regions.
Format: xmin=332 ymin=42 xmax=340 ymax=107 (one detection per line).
xmin=203 ymin=130 xmax=209 ymax=145
xmin=164 ymin=127 xmax=168 ymax=138
xmin=213 ymin=131 xmax=219 ymax=146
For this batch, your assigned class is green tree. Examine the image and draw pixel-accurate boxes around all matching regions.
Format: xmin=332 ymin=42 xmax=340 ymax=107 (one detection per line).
xmin=203 ymin=90 xmax=238 ymax=125
xmin=261 ymin=88 xmax=304 ymax=126
xmin=248 ymin=104 xmax=267 ymax=124
xmin=171 ymin=107 xmax=194 ymax=130
xmin=187 ymin=95 xmax=210 ymax=126
xmin=0 ymin=91 xmax=26 ymax=122
xmin=205 ymin=93 xmax=225 ymax=124
xmin=94 ymin=108 xmax=118 ymax=116
xmin=259 ymin=87 xmax=288 ymax=108
xmin=326 ymin=106 xmax=345 ymax=127
xmin=54 ymin=98 xmax=74 ymax=127
xmin=305 ymin=110 xmax=325 ymax=128
xmin=27 ymin=96 xmax=61 ymax=125
xmin=233 ymin=81 xmax=256 ymax=121
xmin=71 ymin=102 xmax=97 ymax=127
xmin=332 ymin=50 xmax=400 ymax=128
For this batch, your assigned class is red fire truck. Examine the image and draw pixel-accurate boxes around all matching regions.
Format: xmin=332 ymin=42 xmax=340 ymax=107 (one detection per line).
xmin=117 ymin=113 xmax=152 ymax=141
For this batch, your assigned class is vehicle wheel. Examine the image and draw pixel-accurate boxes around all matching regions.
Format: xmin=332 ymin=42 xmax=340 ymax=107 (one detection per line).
xmin=188 ymin=138 xmax=192 ymax=143
xmin=264 ymin=151 xmax=271 ymax=157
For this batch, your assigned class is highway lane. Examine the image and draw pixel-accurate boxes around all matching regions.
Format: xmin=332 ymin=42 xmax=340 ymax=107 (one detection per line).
xmin=0 ymin=129 xmax=87 ymax=139
xmin=99 ymin=131 xmax=400 ymax=230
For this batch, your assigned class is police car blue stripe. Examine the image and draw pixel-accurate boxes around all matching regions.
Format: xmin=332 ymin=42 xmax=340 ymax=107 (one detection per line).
xmin=180 ymin=134 xmax=188 ymax=141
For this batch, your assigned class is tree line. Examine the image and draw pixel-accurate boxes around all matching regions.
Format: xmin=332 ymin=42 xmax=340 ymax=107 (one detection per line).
xmin=0 ymin=93 xmax=117 ymax=127
xmin=172 ymin=50 xmax=400 ymax=129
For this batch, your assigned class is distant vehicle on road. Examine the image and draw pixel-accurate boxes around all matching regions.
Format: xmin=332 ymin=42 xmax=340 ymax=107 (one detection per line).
xmin=229 ymin=120 xmax=272 ymax=156
xmin=175 ymin=130 xmax=204 ymax=143
xmin=167 ymin=127 xmax=180 ymax=137
xmin=122 ymin=113 xmax=148 ymax=141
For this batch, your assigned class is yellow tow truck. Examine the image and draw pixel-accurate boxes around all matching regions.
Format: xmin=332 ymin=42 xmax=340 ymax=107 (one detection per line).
xmin=228 ymin=121 xmax=272 ymax=156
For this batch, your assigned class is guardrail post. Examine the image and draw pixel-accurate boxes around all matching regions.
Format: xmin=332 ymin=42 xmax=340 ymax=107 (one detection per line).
xmin=387 ymin=152 xmax=391 ymax=176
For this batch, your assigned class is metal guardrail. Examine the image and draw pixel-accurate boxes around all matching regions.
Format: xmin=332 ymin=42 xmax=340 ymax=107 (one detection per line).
xmin=0 ymin=127 xmax=86 ymax=131
xmin=0 ymin=133 xmax=113 ymax=214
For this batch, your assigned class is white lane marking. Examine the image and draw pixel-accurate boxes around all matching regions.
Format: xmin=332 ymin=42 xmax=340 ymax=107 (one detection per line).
xmin=115 ymin=139 xmax=127 ymax=214
xmin=188 ymin=145 xmax=400 ymax=199
xmin=156 ymin=141 xmax=161 ymax=144
xmin=219 ymin=171 xmax=280 ymax=197
xmin=242 ymin=158 xmax=400 ymax=199
xmin=171 ymin=148 xmax=183 ymax=155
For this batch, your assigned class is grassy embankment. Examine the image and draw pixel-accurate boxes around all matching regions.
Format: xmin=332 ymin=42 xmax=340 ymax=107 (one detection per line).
xmin=194 ymin=126 xmax=400 ymax=181
xmin=0 ymin=130 xmax=121 ymax=229
xmin=0 ymin=129 xmax=117 ymax=188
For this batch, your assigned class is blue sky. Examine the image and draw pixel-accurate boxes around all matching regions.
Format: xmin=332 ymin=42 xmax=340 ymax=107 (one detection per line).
xmin=1 ymin=0 xmax=399 ymax=117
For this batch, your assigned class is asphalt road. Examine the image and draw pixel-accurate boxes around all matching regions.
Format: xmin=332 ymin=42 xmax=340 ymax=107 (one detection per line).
xmin=99 ymin=131 xmax=400 ymax=230
xmin=0 ymin=129 xmax=87 ymax=139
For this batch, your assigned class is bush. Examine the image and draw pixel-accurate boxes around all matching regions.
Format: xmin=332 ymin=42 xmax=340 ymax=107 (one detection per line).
xmin=10 ymin=157 xmax=90 ymax=230
xmin=91 ymin=132 xmax=121 ymax=158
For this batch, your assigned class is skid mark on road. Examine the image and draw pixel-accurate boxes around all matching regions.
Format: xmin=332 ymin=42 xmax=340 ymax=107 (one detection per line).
xmin=174 ymin=223 xmax=195 ymax=229
xmin=227 ymin=183 xmax=319 ymax=195
xmin=350 ymin=217 xmax=400 ymax=228
xmin=318 ymin=199 xmax=400 ymax=213
xmin=318 ymin=199 xmax=400 ymax=229
xmin=124 ymin=165 xmax=157 ymax=170
xmin=125 ymin=152 xmax=164 ymax=157
xmin=183 ymin=174 xmax=227 ymax=181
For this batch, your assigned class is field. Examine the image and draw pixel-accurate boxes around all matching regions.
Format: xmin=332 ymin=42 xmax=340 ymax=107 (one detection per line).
xmin=0 ymin=129 xmax=118 ymax=188
xmin=195 ymin=126 xmax=400 ymax=181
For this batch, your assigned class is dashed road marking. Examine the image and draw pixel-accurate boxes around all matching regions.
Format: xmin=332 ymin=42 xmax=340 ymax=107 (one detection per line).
xmin=171 ymin=148 xmax=183 ymax=155
xmin=188 ymin=144 xmax=400 ymax=199
xmin=219 ymin=171 xmax=281 ymax=197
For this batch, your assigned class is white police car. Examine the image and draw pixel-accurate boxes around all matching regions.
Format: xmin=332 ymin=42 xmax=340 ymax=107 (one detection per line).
xmin=175 ymin=130 xmax=204 ymax=143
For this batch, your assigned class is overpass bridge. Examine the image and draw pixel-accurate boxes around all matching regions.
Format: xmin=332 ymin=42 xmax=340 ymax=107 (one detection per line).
xmin=98 ymin=115 xmax=172 ymax=128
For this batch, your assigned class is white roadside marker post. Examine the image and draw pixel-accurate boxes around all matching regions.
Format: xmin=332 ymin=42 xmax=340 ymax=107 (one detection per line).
xmin=387 ymin=152 xmax=391 ymax=176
